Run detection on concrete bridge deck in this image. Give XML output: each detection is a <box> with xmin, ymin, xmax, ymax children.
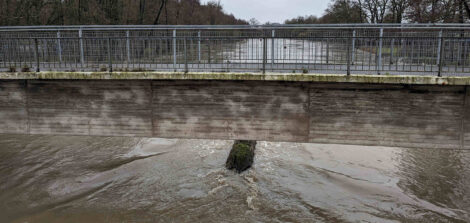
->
<box><xmin>1</xmin><ymin>72</ymin><xmax>470</xmax><ymax>149</ymax></box>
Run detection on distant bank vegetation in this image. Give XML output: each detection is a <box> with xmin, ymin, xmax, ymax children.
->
<box><xmin>1</xmin><ymin>0</ymin><xmax>469</xmax><ymax>27</ymax></box>
<box><xmin>285</xmin><ymin>0</ymin><xmax>470</xmax><ymax>24</ymax></box>
<box><xmin>0</xmin><ymin>0</ymin><xmax>248</xmax><ymax>26</ymax></box>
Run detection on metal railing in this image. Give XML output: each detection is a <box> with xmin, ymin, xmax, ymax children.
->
<box><xmin>1</xmin><ymin>24</ymin><xmax>470</xmax><ymax>76</ymax></box>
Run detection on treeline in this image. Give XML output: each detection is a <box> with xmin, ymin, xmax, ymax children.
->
<box><xmin>0</xmin><ymin>0</ymin><xmax>248</xmax><ymax>26</ymax></box>
<box><xmin>285</xmin><ymin>0</ymin><xmax>470</xmax><ymax>24</ymax></box>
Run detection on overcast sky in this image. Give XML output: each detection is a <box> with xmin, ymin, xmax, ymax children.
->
<box><xmin>200</xmin><ymin>0</ymin><xmax>329</xmax><ymax>24</ymax></box>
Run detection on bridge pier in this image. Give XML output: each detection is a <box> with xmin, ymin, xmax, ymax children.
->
<box><xmin>226</xmin><ymin>140</ymin><xmax>256</xmax><ymax>173</ymax></box>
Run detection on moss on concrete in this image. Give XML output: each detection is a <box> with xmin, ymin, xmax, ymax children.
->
<box><xmin>226</xmin><ymin>140</ymin><xmax>256</xmax><ymax>173</ymax></box>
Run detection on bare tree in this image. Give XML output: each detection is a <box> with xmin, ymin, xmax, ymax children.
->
<box><xmin>461</xmin><ymin>0</ymin><xmax>470</xmax><ymax>20</ymax></box>
<box><xmin>389</xmin><ymin>0</ymin><xmax>407</xmax><ymax>23</ymax></box>
<box><xmin>0</xmin><ymin>0</ymin><xmax>248</xmax><ymax>26</ymax></box>
<box><xmin>361</xmin><ymin>0</ymin><xmax>389</xmax><ymax>23</ymax></box>
<box><xmin>139</xmin><ymin>0</ymin><xmax>146</xmax><ymax>24</ymax></box>
<box><xmin>153</xmin><ymin>0</ymin><xmax>166</xmax><ymax>25</ymax></box>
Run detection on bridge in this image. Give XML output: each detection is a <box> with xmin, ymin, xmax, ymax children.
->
<box><xmin>1</xmin><ymin>24</ymin><xmax>470</xmax><ymax>149</ymax></box>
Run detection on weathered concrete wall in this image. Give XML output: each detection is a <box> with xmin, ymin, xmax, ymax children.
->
<box><xmin>27</xmin><ymin>80</ymin><xmax>152</xmax><ymax>136</ymax></box>
<box><xmin>0</xmin><ymin>81</ymin><xmax>27</xmax><ymax>134</ymax></box>
<box><xmin>308</xmin><ymin>84</ymin><xmax>465</xmax><ymax>149</ymax></box>
<box><xmin>151</xmin><ymin>81</ymin><xmax>309</xmax><ymax>142</ymax></box>
<box><xmin>463</xmin><ymin>87</ymin><xmax>470</xmax><ymax>150</ymax></box>
<box><xmin>0</xmin><ymin>79</ymin><xmax>468</xmax><ymax>149</ymax></box>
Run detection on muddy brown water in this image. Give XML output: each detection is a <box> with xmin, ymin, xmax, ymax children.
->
<box><xmin>0</xmin><ymin>135</ymin><xmax>469</xmax><ymax>222</ymax></box>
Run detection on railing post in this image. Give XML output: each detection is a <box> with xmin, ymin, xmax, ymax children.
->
<box><xmin>208</xmin><ymin>42</ymin><xmax>211</xmax><ymax>64</ymax></box>
<box><xmin>184</xmin><ymin>38</ymin><xmax>188</xmax><ymax>73</ymax></box>
<box><xmin>2</xmin><ymin>39</ymin><xmax>6</xmax><ymax>68</ymax></box>
<box><xmin>390</xmin><ymin>38</ymin><xmax>394</xmax><ymax>65</ymax></box>
<box><xmin>57</xmin><ymin>31</ymin><xmax>62</xmax><ymax>63</ymax></box>
<box><xmin>262</xmin><ymin>37</ymin><xmax>267</xmax><ymax>74</ymax></box>
<box><xmin>326</xmin><ymin>38</ymin><xmax>330</xmax><ymax>64</ymax></box>
<box><xmin>34</xmin><ymin>38</ymin><xmax>40</xmax><ymax>72</ymax></box>
<box><xmin>198</xmin><ymin>31</ymin><xmax>201</xmax><ymax>63</ymax></box>
<box><xmin>126</xmin><ymin>30</ymin><xmax>131</xmax><ymax>63</ymax></box>
<box><xmin>107</xmin><ymin>38</ymin><xmax>112</xmax><ymax>72</ymax></box>
<box><xmin>173</xmin><ymin>29</ymin><xmax>177</xmax><ymax>71</ymax></box>
<box><xmin>347</xmin><ymin>32</ymin><xmax>352</xmax><ymax>76</ymax></box>
<box><xmin>437</xmin><ymin>30</ymin><xmax>443</xmax><ymax>66</ymax></box>
<box><xmin>271</xmin><ymin>29</ymin><xmax>275</xmax><ymax>69</ymax></box>
<box><xmin>351</xmin><ymin>29</ymin><xmax>356</xmax><ymax>64</ymax></box>
<box><xmin>378</xmin><ymin>28</ymin><xmax>383</xmax><ymax>75</ymax></box>
<box><xmin>438</xmin><ymin>36</ymin><xmax>444</xmax><ymax>77</ymax></box>
<box><xmin>79</xmin><ymin>28</ymin><xmax>84</xmax><ymax>68</ymax></box>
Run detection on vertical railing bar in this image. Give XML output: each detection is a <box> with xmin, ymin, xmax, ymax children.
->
<box><xmin>173</xmin><ymin>29</ymin><xmax>177</xmax><ymax>71</ymax></box>
<box><xmin>2</xmin><ymin>38</ymin><xmax>6</xmax><ymax>68</ymax></box>
<box><xmin>20</xmin><ymin>38</ymin><xmax>24</xmax><ymax>68</ymax></box>
<box><xmin>208</xmin><ymin>39</ymin><xmax>211</xmax><ymax>64</ymax></box>
<box><xmin>326</xmin><ymin>37</ymin><xmax>330</xmax><ymax>65</ymax></box>
<box><xmin>198</xmin><ymin>30</ymin><xmax>201</xmax><ymax>63</ymax></box>
<box><xmin>437</xmin><ymin>30</ymin><xmax>443</xmax><ymax>66</ymax></box>
<box><xmin>351</xmin><ymin>30</ymin><xmax>356</xmax><ymax>65</ymax></box>
<box><xmin>42</xmin><ymin>37</ymin><xmax>47</xmax><ymax>69</ymax></box>
<box><xmin>307</xmin><ymin>36</ymin><xmax>311</xmax><ymax>71</ymax></box>
<box><xmin>159</xmin><ymin>38</ymin><xmax>163</xmax><ymax>68</ymax></box>
<box><xmin>79</xmin><ymin>28</ymin><xmax>84</xmax><ymax>69</ymax></box>
<box><xmin>347</xmin><ymin>31</ymin><xmax>352</xmax><ymax>75</ymax></box>
<box><xmin>262</xmin><ymin>36</ymin><xmax>267</xmax><ymax>74</ymax></box>
<box><xmin>346</xmin><ymin>37</ymin><xmax>348</xmax><ymax>76</ymax></box>
<box><xmin>369</xmin><ymin>37</ymin><xmax>373</xmax><ymax>71</ymax></box>
<box><xmin>438</xmin><ymin>35</ymin><xmax>444</xmax><ymax>77</ymax></box>
<box><xmin>13</xmin><ymin>39</ymin><xmax>17</xmax><ymax>69</ymax></box>
<box><xmin>464</xmin><ymin>37</ymin><xmax>469</xmax><ymax>73</ymax></box>
<box><xmin>302</xmin><ymin>38</ymin><xmax>305</xmax><ymax>69</ymax></box>
<box><xmin>410</xmin><ymin>40</ymin><xmax>415</xmax><ymax>72</ymax></box>
<box><xmin>35</xmin><ymin>38</ymin><xmax>40</xmax><ymax>69</ymax></box>
<box><xmin>271</xmin><ymin>29</ymin><xmax>275</xmax><ymax>70</ymax></box>
<box><xmin>390</xmin><ymin>38</ymin><xmax>394</xmax><ymax>70</ymax></box>
<box><xmin>378</xmin><ymin>28</ymin><xmax>383</xmax><ymax>74</ymax></box>
<box><xmin>184</xmin><ymin>37</ymin><xmax>188</xmax><ymax>73</ymax></box>
<box><xmin>57</xmin><ymin>31</ymin><xmax>62</xmax><ymax>64</ymax></box>
<box><xmin>18</xmin><ymin>38</ymin><xmax>23</xmax><ymax>68</ymax></box>
<box><xmin>126</xmin><ymin>30</ymin><xmax>131</xmax><ymax>64</ymax></box>
<box><xmin>26</xmin><ymin>39</ymin><xmax>29</xmax><ymax>69</ymax></box>
<box><xmin>107</xmin><ymin>38</ymin><xmax>112</xmax><ymax>72</ymax></box>
<box><xmin>34</xmin><ymin>38</ymin><xmax>40</xmax><ymax>72</ymax></box>
<box><xmin>457</xmin><ymin>36</ymin><xmax>462</xmax><ymax>69</ymax></box>
<box><xmin>12</xmin><ymin>39</ymin><xmax>16</xmax><ymax>69</ymax></box>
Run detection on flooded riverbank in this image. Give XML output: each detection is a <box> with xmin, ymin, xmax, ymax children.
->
<box><xmin>0</xmin><ymin>135</ymin><xmax>468</xmax><ymax>222</ymax></box>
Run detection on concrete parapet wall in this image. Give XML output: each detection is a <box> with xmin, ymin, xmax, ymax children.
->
<box><xmin>2</xmin><ymin>72</ymin><xmax>470</xmax><ymax>86</ymax></box>
<box><xmin>0</xmin><ymin>76</ymin><xmax>469</xmax><ymax>149</ymax></box>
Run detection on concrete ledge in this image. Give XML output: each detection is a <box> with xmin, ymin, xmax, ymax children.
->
<box><xmin>1</xmin><ymin>71</ymin><xmax>470</xmax><ymax>85</ymax></box>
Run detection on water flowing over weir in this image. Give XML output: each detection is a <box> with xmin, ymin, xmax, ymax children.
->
<box><xmin>0</xmin><ymin>136</ymin><xmax>469</xmax><ymax>222</ymax></box>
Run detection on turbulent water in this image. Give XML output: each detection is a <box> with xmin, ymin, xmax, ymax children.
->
<box><xmin>0</xmin><ymin>135</ymin><xmax>469</xmax><ymax>223</ymax></box>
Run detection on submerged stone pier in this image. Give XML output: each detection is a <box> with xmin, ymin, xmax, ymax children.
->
<box><xmin>226</xmin><ymin>140</ymin><xmax>257</xmax><ymax>173</ymax></box>
<box><xmin>1</xmin><ymin>71</ymin><xmax>470</xmax><ymax>149</ymax></box>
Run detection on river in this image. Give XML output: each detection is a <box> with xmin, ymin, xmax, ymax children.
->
<box><xmin>0</xmin><ymin>135</ymin><xmax>469</xmax><ymax>222</ymax></box>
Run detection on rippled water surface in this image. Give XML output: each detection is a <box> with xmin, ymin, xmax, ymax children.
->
<box><xmin>0</xmin><ymin>135</ymin><xmax>469</xmax><ymax>222</ymax></box>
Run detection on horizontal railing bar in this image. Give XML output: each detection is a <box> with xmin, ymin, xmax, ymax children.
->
<box><xmin>2</xmin><ymin>36</ymin><xmax>470</xmax><ymax>40</ymax></box>
<box><xmin>3</xmin><ymin>23</ymin><xmax>470</xmax><ymax>31</ymax></box>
